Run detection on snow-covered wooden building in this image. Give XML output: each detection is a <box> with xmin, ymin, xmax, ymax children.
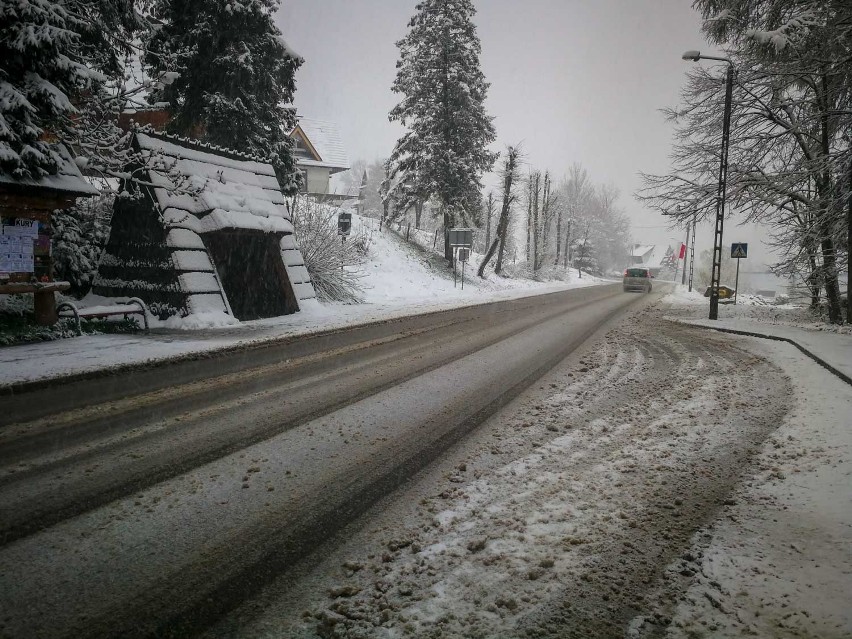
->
<box><xmin>288</xmin><ymin>117</ymin><xmax>350</xmax><ymax>199</ymax></box>
<box><xmin>93</xmin><ymin>132</ymin><xmax>315</xmax><ymax>321</ymax></box>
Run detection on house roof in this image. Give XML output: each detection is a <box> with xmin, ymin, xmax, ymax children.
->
<box><xmin>0</xmin><ymin>145</ymin><xmax>98</xmax><ymax>196</ymax></box>
<box><xmin>291</xmin><ymin>117</ymin><xmax>349</xmax><ymax>172</ymax></box>
<box><xmin>630</xmin><ymin>245</ymin><xmax>655</xmax><ymax>258</ymax></box>
<box><xmin>135</xmin><ymin>132</ymin><xmax>294</xmax><ymax>235</ymax></box>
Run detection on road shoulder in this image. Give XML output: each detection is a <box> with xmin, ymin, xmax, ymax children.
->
<box><xmin>632</xmin><ymin>336</ymin><xmax>852</xmax><ymax>637</ymax></box>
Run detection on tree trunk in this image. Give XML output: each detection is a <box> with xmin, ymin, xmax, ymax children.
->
<box><xmin>554</xmin><ymin>201</ymin><xmax>562</xmax><ymax>266</ymax></box>
<box><xmin>817</xmin><ymin>71</ymin><xmax>842</xmax><ymax>323</ymax></box>
<box><xmin>415</xmin><ymin>199</ymin><xmax>423</xmax><ymax>230</ymax></box>
<box><xmin>478</xmin><ymin>236</ymin><xmax>500</xmax><ymax>278</ymax></box>
<box><xmin>443</xmin><ymin>206</ymin><xmax>452</xmax><ymax>262</ymax></box>
<box><xmin>563</xmin><ymin>219</ymin><xmax>571</xmax><ymax>268</ymax></box>
<box><xmin>847</xmin><ymin>158</ymin><xmax>851</xmax><ymax>324</ymax></box>
<box><xmin>532</xmin><ymin>173</ymin><xmax>540</xmax><ymax>271</ymax></box>
<box><xmin>539</xmin><ymin>172</ymin><xmax>552</xmax><ymax>271</ymax></box>
<box><xmin>491</xmin><ymin>147</ymin><xmax>519</xmax><ymax>276</ymax></box>
<box><xmin>526</xmin><ymin>177</ymin><xmax>532</xmax><ymax>264</ymax></box>
<box><xmin>821</xmin><ymin>235</ymin><xmax>842</xmax><ymax>323</ymax></box>
<box><xmin>807</xmin><ymin>243</ymin><xmax>820</xmax><ymax>308</ymax></box>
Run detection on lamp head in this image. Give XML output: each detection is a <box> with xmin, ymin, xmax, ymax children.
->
<box><xmin>682</xmin><ymin>50</ymin><xmax>701</xmax><ymax>62</ymax></box>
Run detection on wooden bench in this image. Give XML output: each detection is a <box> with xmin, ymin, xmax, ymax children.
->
<box><xmin>0</xmin><ymin>281</ymin><xmax>71</xmax><ymax>325</ymax></box>
<box><xmin>56</xmin><ymin>297</ymin><xmax>150</xmax><ymax>336</ymax></box>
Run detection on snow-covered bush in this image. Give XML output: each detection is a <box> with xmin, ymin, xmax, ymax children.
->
<box><xmin>290</xmin><ymin>197</ymin><xmax>366</xmax><ymax>304</ymax></box>
<box><xmin>53</xmin><ymin>192</ymin><xmax>114</xmax><ymax>297</ymax></box>
<box><xmin>0</xmin><ymin>294</ymin><xmax>33</xmax><ymax>316</ymax></box>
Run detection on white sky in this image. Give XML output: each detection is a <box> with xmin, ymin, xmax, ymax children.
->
<box><xmin>276</xmin><ymin>0</ymin><xmax>774</xmax><ymax>268</ymax></box>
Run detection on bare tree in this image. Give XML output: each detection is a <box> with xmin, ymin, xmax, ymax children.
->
<box><xmin>639</xmin><ymin>1</ymin><xmax>851</xmax><ymax>322</ymax></box>
<box><xmin>483</xmin><ymin>191</ymin><xmax>495</xmax><ymax>250</ymax></box>
<box><xmin>479</xmin><ymin>146</ymin><xmax>522</xmax><ymax>277</ymax></box>
<box><xmin>558</xmin><ymin>165</ymin><xmax>593</xmax><ymax>268</ymax></box>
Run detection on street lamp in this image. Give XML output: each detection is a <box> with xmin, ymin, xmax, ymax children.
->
<box><xmin>682</xmin><ymin>50</ymin><xmax>736</xmax><ymax>320</ymax></box>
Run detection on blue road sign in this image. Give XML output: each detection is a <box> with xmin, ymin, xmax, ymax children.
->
<box><xmin>731</xmin><ymin>243</ymin><xmax>748</xmax><ymax>259</ymax></box>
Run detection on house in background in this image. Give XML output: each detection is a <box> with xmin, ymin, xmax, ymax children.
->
<box><xmin>630</xmin><ymin>244</ymin><xmax>670</xmax><ymax>276</ymax></box>
<box><xmin>629</xmin><ymin>244</ymin><xmax>656</xmax><ymax>266</ymax></box>
<box><xmin>288</xmin><ymin>117</ymin><xmax>350</xmax><ymax>200</ymax></box>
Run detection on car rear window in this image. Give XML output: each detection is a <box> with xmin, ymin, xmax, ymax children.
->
<box><xmin>625</xmin><ymin>268</ymin><xmax>648</xmax><ymax>277</ymax></box>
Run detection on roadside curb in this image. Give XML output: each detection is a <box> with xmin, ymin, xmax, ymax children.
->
<box><xmin>680</xmin><ymin>321</ymin><xmax>852</xmax><ymax>387</ymax></box>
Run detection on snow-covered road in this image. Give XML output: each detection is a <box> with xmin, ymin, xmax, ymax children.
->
<box><xmin>205</xmin><ymin>304</ymin><xmax>821</xmax><ymax>639</ymax></box>
<box><xmin>3</xmin><ymin>291</ymin><xmax>847</xmax><ymax>639</ymax></box>
<box><xmin>0</xmin><ymin>285</ymin><xmax>651</xmax><ymax>639</ymax></box>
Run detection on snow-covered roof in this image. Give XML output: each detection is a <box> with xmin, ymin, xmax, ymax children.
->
<box><xmin>0</xmin><ymin>145</ymin><xmax>98</xmax><ymax>196</ymax></box>
<box><xmin>631</xmin><ymin>245</ymin><xmax>655</xmax><ymax>258</ymax></box>
<box><xmin>136</xmin><ymin>132</ymin><xmax>293</xmax><ymax>234</ymax></box>
<box><xmin>291</xmin><ymin>117</ymin><xmax>349</xmax><ymax>172</ymax></box>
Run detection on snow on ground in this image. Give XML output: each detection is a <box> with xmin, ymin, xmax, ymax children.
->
<box><xmin>663</xmin><ymin>284</ymin><xmax>852</xmax><ymax>384</ymax></box>
<box><xmin>0</xmin><ymin>215</ymin><xmax>607</xmax><ymax>387</ymax></box>
<box><xmin>643</xmin><ymin>337</ymin><xmax>852</xmax><ymax>638</ymax></box>
<box><xmin>663</xmin><ymin>285</ymin><xmax>852</xmax><ymax>335</ymax></box>
<box><xmin>203</xmin><ymin>293</ymin><xmax>851</xmax><ymax>638</ymax></box>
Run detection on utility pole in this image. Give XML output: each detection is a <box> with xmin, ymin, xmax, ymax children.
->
<box><xmin>681</xmin><ymin>224</ymin><xmax>691</xmax><ymax>285</ymax></box>
<box><xmin>688</xmin><ymin>217</ymin><xmax>697</xmax><ymax>292</ymax></box>
<box><xmin>707</xmin><ymin>64</ymin><xmax>735</xmax><ymax>319</ymax></box>
<box><xmin>682</xmin><ymin>51</ymin><xmax>736</xmax><ymax>320</ymax></box>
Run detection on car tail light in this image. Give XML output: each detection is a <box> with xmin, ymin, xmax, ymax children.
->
<box><xmin>623</xmin><ymin>269</ymin><xmax>629</xmax><ymax>276</ymax></box>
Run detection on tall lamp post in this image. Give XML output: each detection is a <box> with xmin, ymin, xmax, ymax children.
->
<box><xmin>682</xmin><ymin>50</ymin><xmax>736</xmax><ymax>320</ymax></box>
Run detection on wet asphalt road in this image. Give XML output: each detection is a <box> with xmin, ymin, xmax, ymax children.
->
<box><xmin>0</xmin><ymin>284</ymin><xmax>663</xmax><ymax>638</ymax></box>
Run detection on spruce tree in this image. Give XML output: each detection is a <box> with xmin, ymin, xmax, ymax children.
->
<box><xmin>0</xmin><ymin>1</ymin><xmax>132</xmax><ymax>179</ymax></box>
<box><xmin>389</xmin><ymin>0</ymin><xmax>497</xmax><ymax>260</ymax></box>
<box><xmin>146</xmin><ymin>0</ymin><xmax>303</xmax><ymax>194</ymax></box>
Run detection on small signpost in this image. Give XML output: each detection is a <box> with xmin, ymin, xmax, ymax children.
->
<box><xmin>457</xmin><ymin>247</ymin><xmax>470</xmax><ymax>290</ymax></box>
<box><xmin>448</xmin><ymin>228</ymin><xmax>473</xmax><ymax>289</ymax></box>
<box><xmin>338</xmin><ymin>211</ymin><xmax>352</xmax><ymax>272</ymax></box>
<box><xmin>731</xmin><ymin>243</ymin><xmax>747</xmax><ymax>304</ymax></box>
<box><xmin>338</xmin><ymin>211</ymin><xmax>352</xmax><ymax>237</ymax></box>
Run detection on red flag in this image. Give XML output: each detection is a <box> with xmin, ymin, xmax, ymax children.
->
<box><xmin>678</xmin><ymin>243</ymin><xmax>686</xmax><ymax>259</ymax></box>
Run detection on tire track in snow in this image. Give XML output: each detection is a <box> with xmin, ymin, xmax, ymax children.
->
<box><xmin>219</xmin><ymin>315</ymin><xmax>792</xmax><ymax>639</ymax></box>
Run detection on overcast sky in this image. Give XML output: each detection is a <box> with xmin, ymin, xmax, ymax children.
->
<box><xmin>276</xmin><ymin>0</ymin><xmax>773</xmax><ymax>268</ymax></box>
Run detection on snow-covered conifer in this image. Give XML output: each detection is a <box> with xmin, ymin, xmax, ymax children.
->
<box><xmin>145</xmin><ymin>0</ymin><xmax>303</xmax><ymax>194</ymax></box>
<box><xmin>0</xmin><ymin>2</ymin><xmax>95</xmax><ymax>177</ymax></box>
<box><xmin>388</xmin><ymin>0</ymin><xmax>497</xmax><ymax>260</ymax></box>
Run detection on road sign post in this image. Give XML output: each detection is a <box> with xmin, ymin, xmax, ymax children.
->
<box><xmin>458</xmin><ymin>247</ymin><xmax>470</xmax><ymax>290</ymax></box>
<box><xmin>731</xmin><ymin>243</ymin><xmax>748</xmax><ymax>304</ymax></box>
<box><xmin>338</xmin><ymin>211</ymin><xmax>352</xmax><ymax>237</ymax></box>
<box><xmin>448</xmin><ymin>228</ymin><xmax>473</xmax><ymax>289</ymax></box>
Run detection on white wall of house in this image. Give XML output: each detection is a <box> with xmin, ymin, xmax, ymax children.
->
<box><xmin>304</xmin><ymin>167</ymin><xmax>330</xmax><ymax>195</ymax></box>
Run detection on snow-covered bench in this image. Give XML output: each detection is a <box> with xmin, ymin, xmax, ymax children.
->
<box><xmin>56</xmin><ymin>298</ymin><xmax>150</xmax><ymax>336</ymax></box>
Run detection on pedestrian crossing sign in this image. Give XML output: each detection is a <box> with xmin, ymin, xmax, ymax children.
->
<box><xmin>731</xmin><ymin>243</ymin><xmax>748</xmax><ymax>259</ymax></box>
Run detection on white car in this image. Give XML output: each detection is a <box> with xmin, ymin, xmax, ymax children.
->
<box><xmin>623</xmin><ymin>267</ymin><xmax>653</xmax><ymax>293</ymax></box>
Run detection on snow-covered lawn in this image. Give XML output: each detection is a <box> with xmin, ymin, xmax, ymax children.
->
<box><xmin>0</xmin><ymin>216</ymin><xmax>607</xmax><ymax>387</ymax></box>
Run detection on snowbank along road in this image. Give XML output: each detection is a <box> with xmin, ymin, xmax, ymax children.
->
<box><xmin>0</xmin><ymin>283</ymin><xmax>799</xmax><ymax>638</ymax></box>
